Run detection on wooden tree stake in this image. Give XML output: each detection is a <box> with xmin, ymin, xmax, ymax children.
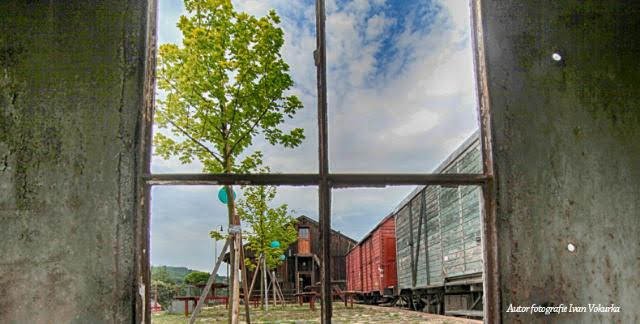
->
<box><xmin>189</xmin><ymin>238</ymin><xmax>231</xmax><ymax>324</ymax></box>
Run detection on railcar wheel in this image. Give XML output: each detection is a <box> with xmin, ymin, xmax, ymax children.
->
<box><xmin>412</xmin><ymin>297</ymin><xmax>425</xmax><ymax>311</ymax></box>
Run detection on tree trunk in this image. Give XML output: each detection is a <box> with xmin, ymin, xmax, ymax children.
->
<box><xmin>225</xmin><ymin>184</ymin><xmax>241</xmax><ymax>324</ymax></box>
<box><xmin>272</xmin><ymin>270</ymin><xmax>276</xmax><ymax>306</ymax></box>
<box><xmin>264</xmin><ymin>256</ymin><xmax>268</xmax><ymax>311</ymax></box>
<box><xmin>231</xmin><ymin>230</ymin><xmax>241</xmax><ymax>323</ymax></box>
<box><xmin>259</xmin><ymin>255</ymin><xmax>264</xmax><ymax>309</ymax></box>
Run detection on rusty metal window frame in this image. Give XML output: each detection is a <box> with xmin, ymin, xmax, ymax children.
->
<box><xmin>136</xmin><ymin>0</ymin><xmax>499</xmax><ymax>323</ymax></box>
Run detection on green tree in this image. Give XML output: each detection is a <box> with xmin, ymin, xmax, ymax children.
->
<box><xmin>151</xmin><ymin>280</ymin><xmax>177</xmax><ymax>310</ymax></box>
<box><xmin>151</xmin><ymin>266</ymin><xmax>173</xmax><ymax>284</ymax></box>
<box><xmin>154</xmin><ymin>0</ymin><xmax>304</xmax><ymax>176</ymax></box>
<box><xmin>184</xmin><ymin>271</ymin><xmax>210</xmax><ymax>286</ymax></box>
<box><xmin>154</xmin><ymin>0</ymin><xmax>304</xmax><ymax>318</ymax></box>
<box><xmin>237</xmin><ymin>186</ymin><xmax>297</xmax><ymax>270</ymax></box>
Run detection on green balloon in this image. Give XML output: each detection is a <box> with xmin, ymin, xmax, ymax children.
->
<box><xmin>218</xmin><ymin>187</ymin><xmax>236</xmax><ymax>204</ymax></box>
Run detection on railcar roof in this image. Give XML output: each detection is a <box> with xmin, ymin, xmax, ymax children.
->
<box><xmin>347</xmin><ymin>129</ymin><xmax>481</xmax><ymax>254</ymax></box>
<box><xmin>390</xmin><ymin>129</ymin><xmax>480</xmax><ymax>216</ymax></box>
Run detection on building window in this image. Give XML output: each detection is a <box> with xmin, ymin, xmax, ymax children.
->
<box><xmin>298</xmin><ymin>227</ymin><xmax>310</xmax><ymax>239</ymax></box>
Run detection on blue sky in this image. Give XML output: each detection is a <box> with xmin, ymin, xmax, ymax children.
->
<box><xmin>151</xmin><ymin>0</ymin><xmax>479</xmax><ymax>272</ymax></box>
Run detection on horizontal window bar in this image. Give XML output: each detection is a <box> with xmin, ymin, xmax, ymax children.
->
<box><xmin>144</xmin><ymin>173</ymin><xmax>489</xmax><ymax>187</ymax></box>
<box><xmin>329</xmin><ymin>173</ymin><xmax>488</xmax><ymax>187</ymax></box>
<box><xmin>145</xmin><ymin>173</ymin><xmax>318</xmax><ymax>186</ymax></box>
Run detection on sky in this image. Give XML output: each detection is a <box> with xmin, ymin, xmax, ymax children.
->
<box><xmin>151</xmin><ymin>0</ymin><xmax>479</xmax><ymax>272</ymax></box>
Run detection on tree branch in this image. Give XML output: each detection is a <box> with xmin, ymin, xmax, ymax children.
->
<box><xmin>227</xmin><ymin>101</ymin><xmax>274</xmax><ymax>156</ymax></box>
<box><xmin>157</xmin><ymin>111</ymin><xmax>224</xmax><ymax>164</ymax></box>
<box><xmin>228</xmin><ymin>62</ymin><xmax>269</xmax><ymax>157</ymax></box>
<box><xmin>228</xmin><ymin>84</ymin><xmax>241</xmax><ymax>134</ymax></box>
<box><xmin>160</xmin><ymin>76</ymin><xmax>226</xmax><ymax>140</ymax></box>
<box><xmin>160</xmin><ymin>76</ymin><xmax>216</xmax><ymax>112</ymax></box>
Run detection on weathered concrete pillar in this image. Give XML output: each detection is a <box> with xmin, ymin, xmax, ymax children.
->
<box><xmin>481</xmin><ymin>1</ymin><xmax>640</xmax><ymax>323</ymax></box>
<box><xmin>0</xmin><ymin>1</ymin><xmax>150</xmax><ymax>323</ymax></box>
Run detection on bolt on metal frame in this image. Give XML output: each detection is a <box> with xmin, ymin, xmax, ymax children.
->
<box><xmin>136</xmin><ymin>0</ymin><xmax>499</xmax><ymax>323</ymax></box>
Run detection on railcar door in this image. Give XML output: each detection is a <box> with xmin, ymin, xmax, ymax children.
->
<box><xmin>383</xmin><ymin>237</ymin><xmax>397</xmax><ymax>289</ymax></box>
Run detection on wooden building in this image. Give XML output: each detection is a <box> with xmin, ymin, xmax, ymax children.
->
<box><xmin>229</xmin><ymin>215</ymin><xmax>357</xmax><ymax>297</ymax></box>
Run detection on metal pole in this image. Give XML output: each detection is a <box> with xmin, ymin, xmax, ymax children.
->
<box><xmin>314</xmin><ymin>0</ymin><xmax>331</xmax><ymax>322</ymax></box>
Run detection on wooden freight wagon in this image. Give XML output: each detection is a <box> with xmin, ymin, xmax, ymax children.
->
<box><xmin>394</xmin><ymin>131</ymin><xmax>483</xmax><ymax>318</ymax></box>
<box><xmin>345</xmin><ymin>245</ymin><xmax>361</xmax><ymax>292</ymax></box>
<box><xmin>346</xmin><ymin>214</ymin><xmax>397</xmax><ymax>303</ymax></box>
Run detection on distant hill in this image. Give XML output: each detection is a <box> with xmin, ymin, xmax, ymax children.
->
<box><xmin>152</xmin><ymin>265</ymin><xmax>227</xmax><ymax>284</ymax></box>
<box><xmin>151</xmin><ymin>265</ymin><xmax>191</xmax><ymax>283</ymax></box>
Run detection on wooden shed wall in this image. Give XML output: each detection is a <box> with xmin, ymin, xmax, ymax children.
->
<box><xmin>266</xmin><ymin>216</ymin><xmax>355</xmax><ymax>294</ymax></box>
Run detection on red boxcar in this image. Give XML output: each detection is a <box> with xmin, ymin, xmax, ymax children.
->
<box><xmin>346</xmin><ymin>245</ymin><xmax>361</xmax><ymax>291</ymax></box>
<box><xmin>346</xmin><ymin>214</ymin><xmax>397</xmax><ymax>303</ymax></box>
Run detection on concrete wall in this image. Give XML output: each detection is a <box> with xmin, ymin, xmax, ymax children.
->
<box><xmin>0</xmin><ymin>2</ymin><xmax>149</xmax><ymax>323</ymax></box>
<box><xmin>481</xmin><ymin>1</ymin><xmax>640</xmax><ymax>323</ymax></box>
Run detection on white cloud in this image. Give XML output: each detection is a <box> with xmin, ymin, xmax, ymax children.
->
<box><xmin>234</xmin><ymin>0</ymin><xmax>271</xmax><ymax>16</ymax></box>
<box><xmin>391</xmin><ymin>109</ymin><xmax>442</xmax><ymax>137</ymax></box>
<box><xmin>439</xmin><ymin>0</ymin><xmax>471</xmax><ymax>36</ymax></box>
<box><xmin>346</xmin><ymin>0</ymin><xmax>371</xmax><ymax>13</ymax></box>
<box><xmin>365</xmin><ymin>14</ymin><xmax>392</xmax><ymax>40</ymax></box>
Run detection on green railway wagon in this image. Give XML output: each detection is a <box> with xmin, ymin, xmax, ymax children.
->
<box><xmin>394</xmin><ymin>131</ymin><xmax>483</xmax><ymax>318</ymax></box>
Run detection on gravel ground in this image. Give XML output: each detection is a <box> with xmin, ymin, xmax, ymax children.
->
<box><xmin>152</xmin><ymin>303</ymin><xmax>481</xmax><ymax>324</ymax></box>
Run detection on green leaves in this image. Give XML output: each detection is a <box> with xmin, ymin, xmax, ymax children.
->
<box><xmin>237</xmin><ymin>186</ymin><xmax>297</xmax><ymax>269</ymax></box>
<box><xmin>184</xmin><ymin>271</ymin><xmax>211</xmax><ymax>286</ymax></box>
<box><xmin>155</xmin><ymin>0</ymin><xmax>304</xmax><ymax>174</ymax></box>
<box><xmin>209</xmin><ymin>229</ymin><xmax>226</xmax><ymax>241</ymax></box>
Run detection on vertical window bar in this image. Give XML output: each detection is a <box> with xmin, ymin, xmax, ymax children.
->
<box><xmin>314</xmin><ymin>0</ymin><xmax>332</xmax><ymax>322</ymax></box>
<box><xmin>470</xmin><ymin>0</ymin><xmax>500</xmax><ymax>323</ymax></box>
<box><xmin>138</xmin><ymin>0</ymin><xmax>158</xmax><ymax>322</ymax></box>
